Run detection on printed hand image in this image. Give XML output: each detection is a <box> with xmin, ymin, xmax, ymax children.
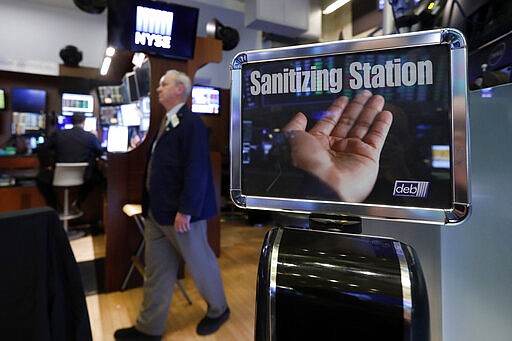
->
<box><xmin>283</xmin><ymin>90</ymin><xmax>393</xmax><ymax>202</ymax></box>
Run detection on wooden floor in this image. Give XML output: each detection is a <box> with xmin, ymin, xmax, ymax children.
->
<box><xmin>71</xmin><ymin>215</ymin><xmax>271</xmax><ymax>341</ymax></box>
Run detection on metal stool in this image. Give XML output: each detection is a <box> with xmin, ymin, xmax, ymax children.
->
<box><xmin>121</xmin><ymin>204</ymin><xmax>192</xmax><ymax>304</ymax></box>
<box><xmin>52</xmin><ymin>162</ymin><xmax>88</xmax><ymax>239</ymax></box>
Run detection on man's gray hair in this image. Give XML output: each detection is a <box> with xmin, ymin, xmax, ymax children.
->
<box><xmin>165</xmin><ymin>69</ymin><xmax>192</xmax><ymax>100</ymax></box>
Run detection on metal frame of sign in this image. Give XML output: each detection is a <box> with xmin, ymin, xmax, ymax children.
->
<box><xmin>230</xmin><ymin>29</ymin><xmax>470</xmax><ymax>225</ymax></box>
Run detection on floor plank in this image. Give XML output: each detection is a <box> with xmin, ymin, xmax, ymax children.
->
<box><xmin>76</xmin><ymin>217</ymin><xmax>270</xmax><ymax>341</ymax></box>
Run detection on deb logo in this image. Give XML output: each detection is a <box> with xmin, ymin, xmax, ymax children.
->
<box><xmin>393</xmin><ymin>181</ymin><xmax>430</xmax><ymax>198</ymax></box>
<box><xmin>134</xmin><ymin>6</ymin><xmax>174</xmax><ymax>49</ymax></box>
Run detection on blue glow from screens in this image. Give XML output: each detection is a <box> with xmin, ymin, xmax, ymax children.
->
<box><xmin>57</xmin><ymin>115</ymin><xmax>73</xmax><ymax>130</ymax></box>
<box><xmin>11</xmin><ymin>88</ymin><xmax>46</xmax><ymax>113</ymax></box>
<box><xmin>58</xmin><ymin>115</ymin><xmax>97</xmax><ymax>132</ymax></box>
<box><xmin>481</xmin><ymin>88</ymin><xmax>493</xmax><ymax>98</ymax></box>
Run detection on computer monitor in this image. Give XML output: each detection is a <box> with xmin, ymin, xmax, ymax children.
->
<box><xmin>84</xmin><ymin>117</ymin><xmax>98</xmax><ymax>132</ymax></box>
<box><xmin>57</xmin><ymin>114</ymin><xmax>97</xmax><ymax>132</ymax></box>
<box><xmin>107</xmin><ymin>125</ymin><xmax>129</xmax><ymax>153</ymax></box>
<box><xmin>100</xmin><ymin>106</ymin><xmax>120</xmax><ymax>125</ymax></box>
<box><xmin>10</xmin><ymin>88</ymin><xmax>46</xmax><ymax>113</ymax></box>
<box><xmin>100</xmin><ymin>126</ymin><xmax>109</xmax><ymax>149</ymax></box>
<box><xmin>0</xmin><ymin>89</ymin><xmax>5</xmax><ymax>110</ymax></box>
<box><xmin>98</xmin><ymin>85</ymin><xmax>125</xmax><ymax>105</ymax></box>
<box><xmin>57</xmin><ymin>115</ymin><xmax>73</xmax><ymax>130</ymax></box>
<box><xmin>11</xmin><ymin>112</ymin><xmax>45</xmax><ymax>134</ymax></box>
<box><xmin>62</xmin><ymin>93</ymin><xmax>94</xmax><ymax>114</ymax></box>
<box><xmin>119</xmin><ymin>102</ymin><xmax>142</xmax><ymax>126</ymax></box>
<box><xmin>123</xmin><ymin>72</ymin><xmax>140</xmax><ymax>102</ymax></box>
<box><xmin>192</xmin><ymin>85</ymin><xmax>220</xmax><ymax>114</ymax></box>
<box><xmin>135</xmin><ymin>61</ymin><xmax>151</xmax><ymax>98</ymax></box>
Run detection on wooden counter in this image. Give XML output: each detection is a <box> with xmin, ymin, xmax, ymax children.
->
<box><xmin>0</xmin><ymin>155</ymin><xmax>103</xmax><ymax>223</ymax></box>
<box><xmin>0</xmin><ymin>155</ymin><xmax>39</xmax><ymax>169</ymax></box>
<box><xmin>0</xmin><ymin>156</ymin><xmax>45</xmax><ymax>212</ymax></box>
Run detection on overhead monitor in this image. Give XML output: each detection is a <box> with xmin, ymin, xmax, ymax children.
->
<box><xmin>62</xmin><ymin>93</ymin><xmax>94</xmax><ymax>113</ymax></box>
<box><xmin>230</xmin><ymin>29</ymin><xmax>470</xmax><ymax>225</ymax></box>
<box><xmin>10</xmin><ymin>88</ymin><xmax>46</xmax><ymax>113</ymax></box>
<box><xmin>98</xmin><ymin>85</ymin><xmax>125</xmax><ymax>105</ymax></box>
<box><xmin>135</xmin><ymin>60</ymin><xmax>150</xmax><ymax>98</ymax></box>
<box><xmin>108</xmin><ymin>0</ymin><xmax>199</xmax><ymax>60</ymax></box>
<box><xmin>123</xmin><ymin>71</ymin><xmax>140</xmax><ymax>102</ymax></box>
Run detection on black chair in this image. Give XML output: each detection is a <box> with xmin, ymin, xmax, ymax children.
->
<box><xmin>0</xmin><ymin>207</ymin><xmax>92</xmax><ymax>340</ymax></box>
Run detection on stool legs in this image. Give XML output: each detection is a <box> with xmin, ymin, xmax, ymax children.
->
<box><xmin>62</xmin><ymin>188</ymin><xmax>69</xmax><ymax>233</ymax></box>
<box><xmin>176</xmin><ymin>281</ymin><xmax>193</xmax><ymax>305</ymax></box>
<box><xmin>121</xmin><ymin>238</ymin><xmax>145</xmax><ymax>291</ymax></box>
<box><xmin>121</xmin><ymin>214</ymin><xmax>192</xmax><ymax>305</ymax></box>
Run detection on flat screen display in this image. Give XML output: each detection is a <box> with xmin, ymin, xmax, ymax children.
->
<box><xmin>58</xmin><ymin>114</ymin><xmax>97</xmax><ymax>132</ymax></box>
<box><xmin>62</xmin><ymin>93</ymin><xmax>94</xmax><ymax>113</ymax></box>
<box><xmin>192</xmin><ymin>86</ymin><xmax>220</xmax><ymax>114</ymax></box>
<box><xmin>135</xmin><ymin>60</ymin><xmax>150</xmax><ymax>98</ymax></box>
<box><xmin>98</xmin><ymin>85</ymin><xmax>125</xmax><ymax>105</ymax></box>
<box><xmin>0</xmin><ymin>89</ymin><xmax>5</xmax><ymax>110</ymax></box>
<box><xmin>101</xmin><ymin>126</ymin><xmax>109</xmax><ymax>148</ymax></box>
<box><xmin>230</xmin><ymin>29</ymin><xmax>470</xmax><ymax>224</ymax></box>
<box><xmin>84</xmin><ymin>117</ymin><xmax>98</xmax><ymax>132</ymax></box>
<box><xmin>100</xmin><ymin>105</ymin><xmax>120</xmax><ymax>125</ymax></box>
<box><xmin>10</xmin><ymin>88</ymin><xmax>46</xmax><ymax>113</ymax></box>
<box><xmin>123</xmin><ymin>72</ymin><xmax>139</xmax><ymax>102</ymax></box>
<box><xmin>119</xmin><ymin>102</ymin><xmax>142</xmax><ymax>126</ymax></box>
<box><xmin>108</xmin><ymin>0</ymin><xmax>199</xmax><ymax>60</ymax></box>
<box><xmin>107</xmin><ymin>125</ymin><xmax>129</xmax><ymax>153</ymax></box>
<box><xmin>11</xmin><ymin>112</ymin><xmax>45</xmax><ymax>134</ymax></box>
<box><xmin>57</xmin><ymin>115</ymin><xmax>73</xmax><ymax>130</ymax></box>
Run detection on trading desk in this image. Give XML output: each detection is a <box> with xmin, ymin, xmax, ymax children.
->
<box><xmin>0</xmin><ymin>155</ymin><xmax>104</xmax><ymax>225</ymax></box>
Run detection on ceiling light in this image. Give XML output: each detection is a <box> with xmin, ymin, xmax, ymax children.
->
<box><xmin>322</xmin><ymin>0</ymin><xmax>351</xmax><ymax>15</ymax></box>
<box><xmin>100</xmin><ymin>57</ymin><xmax>111</xmax><ymax>76</ymax></box>
<box><xmin>132</xmin><ymin>52</ymin><xmax>146</xmax><ymax>68</ymax></box>
<box><xmin>105</xmin><ymin>46</ymin><xmax>116</xmax><ymax>57</ymax></box>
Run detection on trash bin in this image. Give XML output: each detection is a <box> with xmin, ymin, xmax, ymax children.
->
<box><xmin>255</xmin><ymin>227</ymin><xmax>429</xmax><ymax>340</ymax></box>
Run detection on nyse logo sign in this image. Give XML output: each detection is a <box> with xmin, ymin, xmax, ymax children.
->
<box><xmin>134</xmin><ymin>6</ymin><xmax>174</xmax><ymax>49</ymax></box>
<box><xmin>393</xmin><ymin>181</ymin><xmax>430</xmax><ymax>198</ymax></box>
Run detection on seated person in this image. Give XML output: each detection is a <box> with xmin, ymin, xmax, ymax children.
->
<box><xmin>36</xmin><ymin>113</ymin><xmax>103</xmax><ymax>214</ymax></box>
